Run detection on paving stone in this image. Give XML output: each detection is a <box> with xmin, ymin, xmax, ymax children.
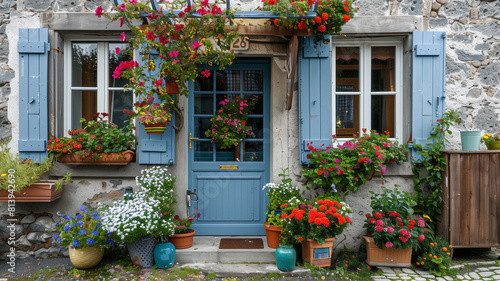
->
<box><xmin>469</xmin><ymin>272</ymin><xmax>480</xmax><ymax>279</ymax></box>
<box><xmin>451</xmin><ymin>265</ymin><xmax>465</xmax><ymax>270</ymax></box>
<box><xmin>456</xmin><ymin>276</ymin><xmax>464</xmax><ymax>280</ymax></box>
<box><xmin>387</xmin><ymin>277</ymin><xmax>400</xmax><ymax>280</ymax></box>
<box><xmin>484</xmin><ymin>278</ymin><xmax>494</xmax><ymax>281</ymax></box>
<box><xmin>477</xmin><ymin>267</ymin><xmax>492</xmax><ymax>271</ymax></box>
<box><xmin>444</xmin><ymin>277</ymin><xmax>453</xmax><ymax>281</ymax></box>
<box><xmin>378</xmin><ymin>267</ymin><xmax>395</xmax><ymax>274</ymax></box>
<box><xmin>464</xmin><ymin>276</ymin><xmax>471</xmax><ymax>280</ymax></box>
<box><xmin>402</xmin><ymin>268</ymin><xmax>416</xmax><ymax>274</ymax></box>
<box><xmin>493</xmin><ymin>275</ymin><xmax>500</xmax><ymax>280</ymax></box>
<box><xmin>397</xmin><ymin>273</ymin><xmax>408</xmax><ymax>277</ymax></box>
<box><xmin>413</xmin><ymin>278</ymin><xmax>427</xmax><ymax>281</ymax></box>
<box><xmin>415</xmin><ymin>269</ymin><xmax>429</xmax><ymax>274</ymax></box>
<box><xmin>399</xmin><ymin>277</ymin><xmax>412</xmax><ymax>280</ymax></box>
<box><xmin>421</xmin><ymin>275</ymin><xmax>436</xmax><ymax>279</ymax></box>
<box><xmin>384</xmin><ymin>273</ymin><xmax>397</xmax><ymax>277</ymax></box>
<box><xmin>371</xmin><ymin>277</ymin><xmax>387</xmax><ymax>280</ymax></box>
<box><xmin>477</xmin><ymin>261</ymin><xmax>496</xmax><ymax>266</ymax></box>
<box><xmin>437</xmin><ymin>278</ymin><xmax>446</xmax><ymax>281</ymax></box>
<box><xmin>479</xmin><ymin>272</ymin><xmax>496</xmax><ymax>277</ymax></box>
<box><xmin>496</xmin><ymin>269</ymin><xmax>500</xmax><ymax>274</ymax></box>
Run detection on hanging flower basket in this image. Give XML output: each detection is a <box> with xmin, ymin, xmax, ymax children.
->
<box><xmin>57</xmin><ymin>150</ymin><xmax>135</xmax><ymax>165</ymax></box>
<box><xmin>144</xmin><ymin>123</ymin><xmax>167</xmax><ymax>134</ymax></box>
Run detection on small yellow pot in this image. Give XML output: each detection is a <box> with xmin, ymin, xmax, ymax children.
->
<box><xmin>487</xmin><ymin>139</ymin><xmax>500</xmax><ymax>150</ymax></box>
<box><xmin>69</xmin><ymin>247</ymin><xmax>104</xmax><ymax>269</ymax></box>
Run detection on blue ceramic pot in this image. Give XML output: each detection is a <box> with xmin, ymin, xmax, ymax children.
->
<box><xmin>276</xmin><ymin>244</ymin><xmax>296</xmax><ymax>271</ymax></box>
<box><xmin>153</xmin><ymin>241</ymin><xmax>176</xmax><ymax>269</ymax></box>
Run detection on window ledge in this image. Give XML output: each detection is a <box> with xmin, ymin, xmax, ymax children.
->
<box><xmin>49</xmin><ymin>161</ymin><xmax>144</xmax><ymax>178</ymax></box>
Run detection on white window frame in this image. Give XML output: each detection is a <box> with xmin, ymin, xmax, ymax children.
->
<box><xmin>331</xmin><ymin>38</ymin><xmax>404</xmax><ymax>143</ymax></box>
<box><xmin>63</xmin><ymin>36</ymin><xmax>134</xmax><ymax>135</ymax></box>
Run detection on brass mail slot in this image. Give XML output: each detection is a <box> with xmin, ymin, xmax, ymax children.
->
<box><xmin>220</xmin><ymin>165</ymin><xmax>238</xmax><ymax>170</ymax></box>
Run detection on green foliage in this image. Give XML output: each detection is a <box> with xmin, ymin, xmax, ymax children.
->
<box><xmin>46</xmin><ymin>113</ymin><xmax>135</xmax><ymax>161</ymax></box>
<box><xmin>53</xmin><ymin>206</ymin><xmax>113</xmax><ymax>250</ymax></box>
<box><xmin>364</xmin><ymin>186</ymin><xmax>427</xmax><ymax>250</ymax></box>
<box><xmin>265</xmin><ymin>210</ymin><xmax>281</xmax><ymax>226</ymax></box>
<box><xmin>412</xmin><ymin>110</ymin><xmax>460</xmax><ymax>232</ymax></box>
<box><xmin>334</xmin><ymin>247</ymin><xmax>373</xmax><ymax>278</ymax></box>
<box><xmin>0</xmin><ymin>139</ymin><xmax>71</xmax><ymax>192</ymax></box>
<box><xmin>263</xmin><ymin>168</ymin><xmax>302</xmax><ymax>211</ymax></box>
<box><xmin>301</xmin><ymin>130</ymin><xmax>408</xmax><ymax>194</ymax></box>
<box><xmin>415</xmin><ymin>235</ymin><xmax>454</xmax><ymax>277</ymax></box>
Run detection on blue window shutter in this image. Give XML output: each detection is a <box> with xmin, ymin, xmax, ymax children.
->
<box><xmin>411</xmin><ymin>31</ymin><xmax>446</xmax><ymax>162</ymax></box>
<box><xmin>137</xmin><ymin>52</ymin><xmax>176</xmax><ymax>165</ymax></box>
<box><xmin>18</xmin><ymin>28</ymin><xmax>49</xmax><ymax>162</ymax></box>
<box><xmin>299</xmin><ymin>36</ymin><xmax>332</xmax><ymax>165</ymax></box>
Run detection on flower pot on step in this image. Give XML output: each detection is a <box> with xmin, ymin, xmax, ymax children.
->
<box><xmin>263</xmin><ymin>223</ymin><xmax>282</xmax><ymax>249</ymax></box>
<box><xmin>167</xmin><ymin>229</ymin><xmax>195</xmax><ymax>249</ymax></box>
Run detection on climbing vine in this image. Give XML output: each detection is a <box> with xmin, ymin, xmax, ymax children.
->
<box><xmin>412</xmin><ymin>110</ymin><xmax>460</xmax><ymax>233</ymax></box>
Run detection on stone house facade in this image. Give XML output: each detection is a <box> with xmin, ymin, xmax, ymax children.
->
<box><xmin>0</xmin><ymin>0</ymin><xmax>499</xmax><ymax>260</ymax></box>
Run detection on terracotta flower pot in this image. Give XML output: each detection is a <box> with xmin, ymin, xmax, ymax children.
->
<box><xmin>301</xmin><ymin>237</ymin><xmax>335</xmax><ymax>267</ymax></box>
<box><xmin>69</xmin><ymin>247</ymin><xmax>104</xmax><ymax>269</ymax></box>
<box><xmin>363</xmin><ymin>236</ymin><xmax>412</xmax><ymax>268</ymax></box>
<box><xmin>167</xmin><ymin>229</ymin><xmax>195</xmax><ymax>249</ymax></box>
<box><xmin>56</xmin><ymin>150</ymin><xmax>134</xmax><ymax>165</ymax></box>
<box><xmin>164</xmin><ymin>76</ymin><xmax>179</xmax><ymax>95</ymax></box>
<box><xmin>302</xmin><ymin>237</ymin><xmax>335</xmax><ymax>267</ymax></box>
<box><xmin>263</xmin><ymin>222</ymin><xmax>282</xmax><ymax>249</ymax></box>
<box><xmin>0</xmin><ymin>180</ymin><xmax>62</xmax><ymax>202</ymax></box>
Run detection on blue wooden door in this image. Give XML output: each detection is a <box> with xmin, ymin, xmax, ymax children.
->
<box><xmin>188</xmin><ymin>59</ymin><xmax>270</xmax><ymax>235</ymax></box>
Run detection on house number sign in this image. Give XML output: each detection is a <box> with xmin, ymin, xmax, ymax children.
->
<box><xmin>231</xmin><ymin>37</ymin><xmax>249</xmax><ymax>50</ymax></box>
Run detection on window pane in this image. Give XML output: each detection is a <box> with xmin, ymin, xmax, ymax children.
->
<box><xmin>335</xmin><ymin>95</ymin><xmax>359</xmax><ymax>138</ymax></box>
<box><xmin>336</xmin><ymin>47</ymin><xmax>359</xmax><ymax>92</ymax></box>
<box><xmin>72</xmin><ymin>43</ymin><xmax>97</xmax><ymax>87</ymax></box>
<box><xmin>71</xmin><ymin>90</ymin><xmax>97</xmax><ymax>129</ymax></box>
<box><xmin>194</xmin><ymin>94</ymin><xmax>213</xmax><ymax>114</ymax></box>
<box><xmin>243</xmin><ymin>94</ymin><xmax>263</xmax><ymax>115</ymax></box>
<box><xmin>247</xmin><ymin>117</ymin><xmax>263</xmax><ymax>139</ymax></box>
<box><xmin>194</xmin><ymin>141</ymin><xmax>213</xmax><ymax>162</ymax></box>
<box><xmin>371</xmin><ymin>95</ymin><xmax>395</xmax><ymax>137</ymax></box>
<box><xmin>371</xmin><ymin>46</ymin><xmax>395</xmax><ymax>92</ymax></box>
<box><xmin>109</xmin><ymin>43</ymin><xmax>132</xmax><ymax>87</ymax></box>
<box><xmin>243</xmin><ymin>141</ymin><xmax>263</xmax><ymax>162</ymax></box>
<box><xmin>109</xmin><ymin>90</ymin><xmax>133</xmax><ymax>129</ymax></box>
<box><xmin>216</xmin><ymin>70</ymin><xmax>240</xmax><ymax>91</ymax></box>
<box><xmin>194</xmin><ymin>117</ymin><xmax>212</xmax><ymax>138</ymax></box>
<box><xmin>195</xmin><ymin>75</ymin><xmax>214</xmax><ymax>91</ymax></box>
<box><xmin>243</xmin><ymin>70</ymin><xmax>263</xmax><ymax>92</ymax></box>
<box><xmin>216</xmin><ymin>144</ymin><xmax>236</xmax><ymax>161</ymax></box>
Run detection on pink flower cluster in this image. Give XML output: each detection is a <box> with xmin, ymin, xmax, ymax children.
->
<box><xmin>112</xmin><ymin>60</ymin><xmax>138</xmax><ymax>79</ymax></box>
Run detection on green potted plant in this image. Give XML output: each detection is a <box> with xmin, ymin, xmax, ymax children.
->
<box><xmin>280</xmin><ymin>196</ymin><xmax>352</xmax><ymax>267</ymax></box>
<box><xmin>275</xmin><ymin>218</ymin><xmax>296</xmax><ymax>272</ymax></box>
<box><xmin>260</xmin><ymin>0</ymin><xmax>357</xmax><ymax>43</ymax></box>
<box><xmin>97</xmin><ymin>0</ymin><xmax>240</xmax><ymax>130</ymax></box>
<box><xmin>262</xmin><ymin>168</ymin><xmax>302</xmax><ymax>248</ymax></box>
<box><xmin>101</xmin><ymin>166</ymin><xmax>177</xmax><ymax>268</ymax></box>
<box><xmin>363</xmin><ymin>185</ymin><xmax>427</xmax><ymax>268</ymax></box>
<box><xmin>52</xmin><ymin>206</ymin><xmax>114</xmax><ymax>269</ymax></box>
<box><xmin>301</xmin><ymin>129</ymin><xmax>408</xmax><ymax>193</ymax></box>
<box><xmin>415</xmin><ymin>235</ymin><xmax>453</xmax><ymax>276</ymax></box>
<box><xmin>167</xmin><ymin>210</ymin><xmax>200</xmax><ymax>249</ymax></box>
<box><xmin>0</xmin><ymin>139</ymin><xmax>71</xmax><ymax>202</ymax></box>
<box><xmin>481</xmin><ymin>130</ymin><xmax>500</xmax><ymax>150</ymax></box>
<box><xmin>46</xmin><ymin>113</ymin><xmax>136</xmax><ymax>165</ymax></box>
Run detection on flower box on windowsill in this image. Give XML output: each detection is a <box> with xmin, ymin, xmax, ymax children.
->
<box><xmin>0</xmin><ymin>180</ymin><xmax>62</xmax><ymax>202</ymax></box>
<box><xmin>56</xmin><ymin>150</ymin><xmax>135</xmax><ymax>166</ymax></box>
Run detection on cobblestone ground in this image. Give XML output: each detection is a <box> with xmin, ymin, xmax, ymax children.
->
<box><xmin>374</xmin><ymin>262</ymin><xmax>500</xmax><ymax>281</ymax></box>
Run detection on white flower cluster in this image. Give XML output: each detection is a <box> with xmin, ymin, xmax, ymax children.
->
<box><xmin>100</xmin><ymin>190</ymin><xmax>174</xmax><ymax>243</ymax></box>
<box><xmin>136</xmin><ymin>166</ymin><xmax>175</xmax><ymax>193</ymax></box>
<box><xmin>287</xmin><ymin>196</ymin><xmax>301</xmax><ymax>205</ymax></box>
<box><xmin>337</xmin><ymin>201</ymin><xmax>353</xmax><ymax>219</ymax></box>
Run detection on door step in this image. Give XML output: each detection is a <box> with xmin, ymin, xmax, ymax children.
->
<box><xmin>175</xmin><ymin>236</ymin><xmax>275</xmax><ymax>264</ymax></box>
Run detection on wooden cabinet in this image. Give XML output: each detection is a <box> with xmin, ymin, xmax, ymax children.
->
<box><xmin>438</xmin><ymin>151</ymin><xmax>500</xmax><ymax>250</ymax></box>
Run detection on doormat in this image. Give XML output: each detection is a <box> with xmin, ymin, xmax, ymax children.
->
<box><xmin>219</xmin><ymin>238</ymin><xmax>264</xmax><ymax>249</ymax></box>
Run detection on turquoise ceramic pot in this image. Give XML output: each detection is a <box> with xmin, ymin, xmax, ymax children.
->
<box><xmin>276</xmin><ymin>244</ymin><xmax>296</xmax><ymax>271</ymax></box>
<box><xmin>153</xmin><ymin>241</ymin><xmax>176</xmax><ymax>269</ymax></box>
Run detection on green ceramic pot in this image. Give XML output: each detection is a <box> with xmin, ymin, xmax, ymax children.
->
<box><xmin>487</xmin><ymin>139</ymin><xmax>500</xmax><ymax>150</ymax></box>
